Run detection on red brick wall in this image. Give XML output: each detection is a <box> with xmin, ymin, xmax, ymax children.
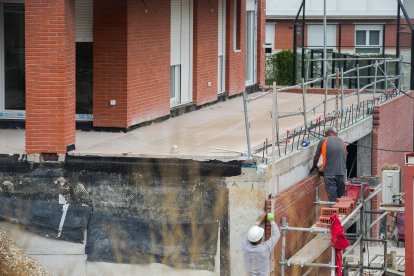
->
<box><xmin>372</xmin><ymin>91</ymin><xmax>414</xmax><ymax>184</ymax></box>
<box><xmin>256</xmin><ymin>0</ymin><xmax>266</xmax><ymax>87</ymax></box>
<box><xmin>93</xmin><ymin>0</ymin><xmax>128</xmax><ymax>128</ymax></box>
<box><xmin>274</xmin><ymin>20</ymin><xmax>294</xmax><ymax>50</ymax></box>
<box><xmin>126</xmin><ymin>0</ymin><xmax>170</xmax><ymax>125</ymax></box>
<box><xmin>25</xmin><ymin>0</ymin><xmax>76</xmax><ymax>154</ymax></box>
<box><xmin>193</xmin><ymin>0</ymin><xmax>219</xmax><ymax>105</ymax></box>
<box><xmin>270</xmin><ymin>174</ymin><xmax>327</xmax><ymax>275</ymax></box>
<box><xmin>371</xmin><ymin>92</ymin><xmax>414</xmax><ymax>241</ymax></box>
<box><xmin>226</xmin><ymin>0</ymin><xmax>246</xmax><ymax>96</ymax></box>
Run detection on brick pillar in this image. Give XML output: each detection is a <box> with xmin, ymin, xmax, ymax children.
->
<box><xmin>93</xmin><ymin>0</ymin><xmax>128</xmax><ymax>128</ymax></box>
<box><xmin>193</xmin><ymin>0</ymin><xmax>218</xmax><ymax>105</ymax></box>
<box><xmin>225</xmin><ymin>0</ymin><xmax>246</xmax><ymax>96</ymax></box>
<box><xmin>25</xmin><ymin>0</ymin><xmax>76</xmax><ymax>154</ymax></box>
<box><xmin>256</xmin><ymin>0</ymin><xmax>266</xmax><ymax>88</ymax></box>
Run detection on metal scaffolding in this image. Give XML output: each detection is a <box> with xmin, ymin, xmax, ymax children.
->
<box><xmin>279</xmin><ymin>184</ymin><xmax>389</xmax><ymax>276</ymax></box>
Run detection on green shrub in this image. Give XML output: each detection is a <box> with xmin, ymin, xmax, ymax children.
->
<box><xmin>265</xmin><ymin>50</ymin><xmax>293</xmax><ymax>86</ymax></box>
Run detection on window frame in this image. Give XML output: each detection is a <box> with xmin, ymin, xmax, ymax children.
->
<box><xmin>233</xmin><ymin>0</ymin><xmax>241</xmax><ymax>52</ymax></box>
<box><xmin>354</xmin><ymin>24</ymin><xmax>383</xmax><ymax>54</ymax></box>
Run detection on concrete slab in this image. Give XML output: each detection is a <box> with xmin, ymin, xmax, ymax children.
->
<box><xmin>0</xmin><ymin>92</ymin><xmax>372</xmax><ymax>160</ymax></box>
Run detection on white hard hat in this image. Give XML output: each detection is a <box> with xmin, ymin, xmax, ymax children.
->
<box><xmin>248</xmin><ymin>225</ymin><xmax>264</xmax><ymax>242</ymax></box>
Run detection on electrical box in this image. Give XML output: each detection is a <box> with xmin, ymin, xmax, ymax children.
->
<box><xmin>381</xmin><ymin>169</ymin><xmax>401</xmax><ymax>205</ymax></box>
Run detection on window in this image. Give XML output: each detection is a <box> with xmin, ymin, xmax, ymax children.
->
<box><xmin>355</xmin><ymin>25</ymin><xmax>382</xmax><ymax>54</ymax></box>
<box><xmin>307</xmin><ymin>24</ymin><xmax>337</xmax><ymax>50</ymax></box>
<box><xmin>233</xmin><ymin>0</ymin><xmax>241</xmax><ymax>51</ymax></box>
<box><xmin>265</xmin><ymin>23</ymin><xmax>275</xmax><ymax>54</ymax></box>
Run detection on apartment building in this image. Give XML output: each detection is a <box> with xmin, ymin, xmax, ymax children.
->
<box><xmin>0</xmin><ymin>0</ymin><xmax>266</xmax><ymax>154</ymax></box>
<box><xmin>265</xmin><ymin>0</ymin><xmax>409</xmax><ymax>55</ymax></box>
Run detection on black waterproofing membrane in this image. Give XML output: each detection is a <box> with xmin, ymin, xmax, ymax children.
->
<box><xmin>0</xmin><ymin>196</ymin><xmax>91</xmax><ymax>243</ymax></box>
<box><xmin>86</xmin><ymin>213</ymin><xmax>219</xmax><ymax>271</ymax></box>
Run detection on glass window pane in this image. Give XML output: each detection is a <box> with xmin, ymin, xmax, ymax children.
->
<box><xmin>356</xmin><ymin>31</ymin><xmax>366</xmax><ymax>45</ymax></box>
<box><xmin>4</xmin><ymin>4</ymin><xmax>25</xmax><ymax>110</ymax></box>
<box><xmin>369</xmin><ymin>30</ymin><xmax>380</xmax><ymax>46</ymax></box>
<box><xmin>355</xmin><ymin>47</ymin><xmax>381</xmax><ymax>54</ymax></box>
<box><xmin>76</xmin><ymin>42</ymin><xmax>93</xmax><ymax>114</ymax></box>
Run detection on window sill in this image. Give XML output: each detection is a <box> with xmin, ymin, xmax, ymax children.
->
<box><xmin>233</xmin><ymin>49</ymin><xmax>242</xmax><ymax>53</ymax></box>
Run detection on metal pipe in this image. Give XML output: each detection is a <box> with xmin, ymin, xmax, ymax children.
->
<box><xmin>359</xmin><ymin>184</ymin><xmax>365</xmax><ymax>276</ymax></box>
<box><xmin>341</xmin><ymin>203</ymin><xmax>363</xmax><ymax>226</ymax></box>
<box><xmin>284</xmin><ymin>225</ymin><xmax>329</xmax><ymax>234</ymax></box>
<box><xmin>323</xmin><ymin>0</ymin><xmax>327</xmax><ymax>120</ymax></box>
<box><xmin>357</xmin><ymin>64</ymin><xmax>360</xmax><ymax>112</ymax></box>
<box><xmin>343</xmin><ymin>235</ymin><xmax>363</xmax><ymax>258</ymax></box>
<box><xmin>367</xmin><ymin>211</ymin><xmax>387</xmax><ymax>232</ymax></box>
<box><xmin>288</xmin><ymin>261</ymin><xmax>334</xmax><ymax>268</ymax></box>
<box><xmin>330</xmin><ymin>246</ymin><xmax>336</xmax><ymax>276</ymax></box>
<box><xmin>384</xmin><ymin>59</ymin><xmax>388</xmax><ymax>92</ymax></box>
<box><xmin>364</xmin><ymin>187</ymin><xmax>382</xmax><ymax>203</ymax></box>
<box><xmin>340</xmin><ymin>67</ymin><xmax>344</xmax><ymax>114</ymax></box>
<box><xmin>335</xmin><ymin>68</ymin><xmax>339</xmax><ymax>128</ymax></box>
<box><xmin>315</xmin><ymin>187</ymin><xmax>319</xmax><ymax>222</ymax></box>
<box><xmin>302</xmin><ymin>78</ymin><xmax>308</xmax><ymax>131</ymax></box>
<box><xmin>373</xmin><ymin>61</ymin><xmax>378</xmax><ymax>100</ymax></box>
<box><xmin>242</xmin><ymin>91</ymin><xmax>252</xmax><ymax>159</ymax></box>
<box><xmin>281</xmin><ymin>217</ymin><xmax>287</xmax><ymax>276</ymax></box>
<box><xmin>301</xmin><ymin>0</ymin><xmax>306</xmax><ymax>80</ymax></box>
<box><xmin>272</xmin><ymin>82</ymin><xmax>277</xmax><ymax>191</ymax></box>
<box><xmin>314</xmin><ymin>200</ymin><xmax>337</xmax><ymax>205</ymax></box>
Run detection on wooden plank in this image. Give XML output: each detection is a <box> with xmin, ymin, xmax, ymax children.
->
<box><xmin>288</xmin><ymin>233</ymin><xmax>331</xmax><ymax>264</ymax></box>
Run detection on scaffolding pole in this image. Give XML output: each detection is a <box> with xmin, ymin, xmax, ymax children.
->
<box><xmin>281</xmin><ymin>184</ymin><xmax>388</xmax><ymax>276</ymax></box>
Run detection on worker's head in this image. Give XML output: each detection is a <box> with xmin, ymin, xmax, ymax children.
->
<box><xmin>248</xmin><ymin>225</ymin><xmax>264</xmax><ymax>244</ymax></box>
<box><xmin>324</xmin><ymin>126</ymin><xmax>337</xmax><ymax>137</ymax></box>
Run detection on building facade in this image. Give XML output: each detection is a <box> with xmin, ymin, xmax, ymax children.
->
<box><xmin>265</xmin><ymin>0</ymin><xmax>408</xmax><ymax>54</ymax></box>
<box><xmin>0</xmin><ymin>0</ymin><xmax>266</xmax><ymax>154</ymax></box>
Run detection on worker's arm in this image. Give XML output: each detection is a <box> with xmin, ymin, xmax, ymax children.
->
<box><xmin>312</xmin><ymin>140</ymin><xmax>324</xmax><ymax>170</ymax></box>
<box><xmin>264</xmin><ymin>220</ymin><xmax>281</xmax><ymax>252</ymax></box>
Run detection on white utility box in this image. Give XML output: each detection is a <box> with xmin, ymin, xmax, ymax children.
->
<box><xmin>381</xmin><ymin>169</ymin><xmax>401</xmax><ymax>205</ymax></box>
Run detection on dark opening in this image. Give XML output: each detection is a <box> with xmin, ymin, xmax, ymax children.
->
<box><xmin>346</xmin><ymin>142</ymin><xmax>358</xmax><ymax>179</ymax></box>
<box><xmin>76</xmin><ymin>42</ymin><xmax>93</xmax><ymax>114</ymax></box>
<box><xmin>4</xmin><ymin>3</ymin><xmax>25</xmax><ymax>110</ymax></box>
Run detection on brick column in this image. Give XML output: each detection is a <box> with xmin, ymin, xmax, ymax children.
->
<box><xmin>193</xmin><ymin>0</ymin><xmax>218</xmax><ymax>105</ymax></box>
<box><xmin>25</xmin><ymin>0</ymin><xmax>76</xmax><ymax>154</ymax></box>
<box><xmin>256</xmin><ymin>0</ymin><xmax>266</xmax><ymax>88</ymax></box>
<box><xmin>93</xmin><ymin>0</ymin><xmax>128</xmax><ymax>128</ymax></box>
<box><xmin>225</xmin><ymin>0</ymin><xmax>246</xmax><ymax>96</ymax></box>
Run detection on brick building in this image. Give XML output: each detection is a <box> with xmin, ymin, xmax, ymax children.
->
<box><xmin>0</xmin><ymin>0</ymin><xmax>266</xmax><ymax>154</ymax></box>
<box><xmin>265</xmin><ymin>0</ymin><xmax>412</xmax><ymax>54</ymax></box>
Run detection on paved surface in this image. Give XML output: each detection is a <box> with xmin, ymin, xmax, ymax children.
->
<box><xmin>0</xmin><ymin>92</ymin><xmax>371</xmax><ymax>161</ymax></box>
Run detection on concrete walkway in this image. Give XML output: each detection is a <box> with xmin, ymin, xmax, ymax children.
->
<box><xmin>0</xmin><ymin>92</ymin><xmax>371</xmax><ymax>161</ymax></box>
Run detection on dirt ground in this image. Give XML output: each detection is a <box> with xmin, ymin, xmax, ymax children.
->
<box><xmin>0</xmin><ymin>229</ymin><xmax>49</xmax><ymax>276</ymax></box>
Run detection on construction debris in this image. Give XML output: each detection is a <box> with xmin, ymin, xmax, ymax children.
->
<box><xmin>0</xmin><ymin>229</ymin><xmax>49</xmax><ymax>276</ymax></box>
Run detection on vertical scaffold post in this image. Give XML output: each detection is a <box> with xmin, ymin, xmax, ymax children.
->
<box><xmin>281</xmin><ymin>217</ymin><xmax>287</xmax><ymax>276</ymax></box>
<box><xmin>335</xmin><ymin>68</ymin><xmax>339</xmax><ymax>129</ymax></box>
<box><xmin>302</xmin><ymin>78</ymin><xmax>308</xmax><ymax>131</ymax></box>
<box><xmin>272</xmin><ymin>82</ymin><xmax>277</xmax><ymax>192</ymax></box>
<box><xmin>357</xmin><ymin>64</ymin><xmax>360</xmax><ymax>111</ymax></box>
<box><xmin>359</xmin><ymin>183</ymin><xmax>365</xmax><ymax>275</ymax></box>
<box><xmin>373</xmin><ymin>61</ymin><xmax>378</xmax><ymax>101</ymax></box>
<box><xmin>330</xmin><ymin>246</ymin><xmax>336</xmax><ymax>276</ymax></box>
<box><xmin>242</xmin><ymin>91</ymin><xmax>252</xmax><ymax>160</ymax></box>
<box><xmin>340</xmin><ymin>67</ymin><xmax>344</xmax><ymax>114</ymax></box>
<box><xmin>315</xmin><ymin>186</ymin><xmax>319</xmax><ymax>222</ymax></box>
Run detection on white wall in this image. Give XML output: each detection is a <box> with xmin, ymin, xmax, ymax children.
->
<box><xmin>266</xmin><ymin>0</ymin><xmax>398</xmax><ymax>18</ymax></box>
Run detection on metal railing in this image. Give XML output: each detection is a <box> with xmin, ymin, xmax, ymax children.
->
<box><xmin>242</xmin><ymin>58</ymin><xmax>402</xmax><ymax>163</ymax></box>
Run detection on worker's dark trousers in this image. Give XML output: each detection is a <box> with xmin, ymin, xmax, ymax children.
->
<box><xmin>324</xmin><ymin>175</ymin><xmax>345</xmax><ymax>202</ymax></box>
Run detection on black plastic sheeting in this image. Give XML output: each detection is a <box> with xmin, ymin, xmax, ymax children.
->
<box><xmin>0</xmin><ymin>196</ymin><xmax>91</xmax><ymax>243</ymax></box>
<box><xmin>86</xmin><ymin>213</ymin><xmax>219</xmax><ymax>271</ymax></box>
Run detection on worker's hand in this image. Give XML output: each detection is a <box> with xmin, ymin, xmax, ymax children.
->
<box><xmin>256</xmin><ymin>213</ymin><xmax>267</xmax><ymax>225</ymax></box>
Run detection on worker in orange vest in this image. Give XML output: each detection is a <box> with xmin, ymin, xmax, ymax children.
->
<box><xmin>311</xmin><ymin>126</ymin><xmax>347</xmax><ymax>202</ymax></box>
